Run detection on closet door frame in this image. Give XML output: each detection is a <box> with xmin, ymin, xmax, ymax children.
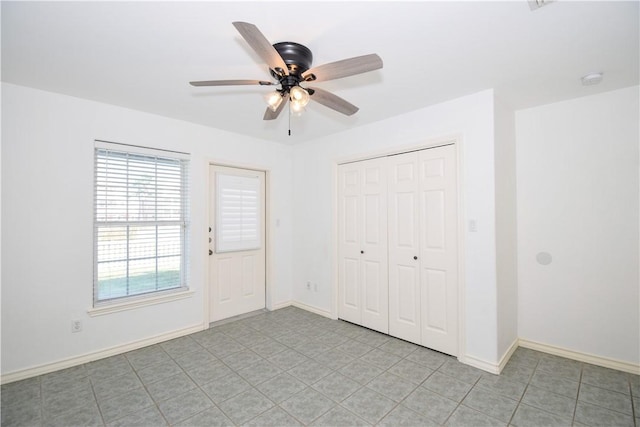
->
<box><xmin>332</xmin><ymin>135</ymin><xmax>466</xmax><ymax>360</ymax></box>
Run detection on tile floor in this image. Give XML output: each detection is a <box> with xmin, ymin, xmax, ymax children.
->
<box><xmin>1</xmin><ymin>306</ymin><xmax>638</xmax><ymax>426</ymax></box>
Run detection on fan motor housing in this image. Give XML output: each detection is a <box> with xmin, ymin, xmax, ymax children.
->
<box><xmin>272</xmin><ymin>42</ymin><xmax>313</xmax><ymax>76</ymax></box>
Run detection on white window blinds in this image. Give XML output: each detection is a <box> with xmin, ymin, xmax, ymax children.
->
<box><xmin>215</xmin><ymin>173</ymin><xmax>261</xmax><ymax>253</ymax></box>
<box><xmin>94</xmin><ymin>145</ymin><xmax>190</xmax><ymax>304</ymax></box>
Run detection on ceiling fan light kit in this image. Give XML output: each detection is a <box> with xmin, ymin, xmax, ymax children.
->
<box><xmin>190</xmin><ymin>21</ymin><xmax>383</xmax><ymax>132</ymax></box>
<box><xmin>264</xmin><ymin>91</ymin><xmax>284</xmax><ymax>112</ymax></box>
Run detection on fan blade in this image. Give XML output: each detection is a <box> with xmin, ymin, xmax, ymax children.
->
<box><xmin>302</xmin><ymin>54</ymin><xmax>382</xmax><ymax>82</ymax></box>
<box><xmin>190</xmin><ymin>79</ymin><xmax>272</xmax><ymax>87</ymax></box>
<box><xmin>263</xmin><ymin>94</ymin><xmax>287</xmax><ymax>120</ymax></box>
<box><xmin>309</xmin><ymin>87</ymin><xmax>359</xmax><ymax>116</ymax></box>
<box><xmin>232</xmin><ymin>22</ymin><xmax>289</xmax><ymax>76</ymax></box>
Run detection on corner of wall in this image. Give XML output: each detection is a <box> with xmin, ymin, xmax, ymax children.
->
<box><xmin>493</xmin><ymin>96</ymin><xmax>519</xmax><ymax>359</ymax></box>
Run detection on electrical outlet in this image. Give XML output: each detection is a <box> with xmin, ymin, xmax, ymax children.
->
<box><xmin>306</xmin><ymin>281</ymin><xmax>311</xmax><ymax>290</ymax></box>
<box><xmin>71</xmin><ymin>319</ymin><xmax>82</xmax><ymax>333</ymax></box>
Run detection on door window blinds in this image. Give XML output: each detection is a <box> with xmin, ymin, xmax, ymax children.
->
<box><xmin>215</xmin><ymin>173</ymin><xmax>261</xmax><ymax>253</ymax></box>
<box><xmin>94</xmin><ymin>145</ymin><xmax>190</xmax><ymax>305</ymax></box>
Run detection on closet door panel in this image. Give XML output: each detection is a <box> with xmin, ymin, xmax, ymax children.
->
<box><xmin>388</xmin><ymin>152</ymin><xmax>421</xmax><ymax>344</ymax></box>
<box><xmin>363</xmin><ymin>259</ymin><xmax>384</xmax><ymax>323</ymax></box>
<box><xmin>361</xmin><ymin>158</ymin><xmax>388</xmax><ymax>333</ymax></box>
<box><xmin>338</xmin><ymin>164</ymin><xmax>362</xmax><ymax>325</ymax></box>
<box><xmin>418</xmin><ymin>145</ymin><xmax>458</xmax><ymax>355</ymax></box>
<box><xmin>338</xmin><ymin>159</ymin><xmax>388</xmax><ymax>333</ymax></box>
<box><xmin>422</xmin><ymin>268</ymin><xmax>447</xmax><ymax>331</ymax></box>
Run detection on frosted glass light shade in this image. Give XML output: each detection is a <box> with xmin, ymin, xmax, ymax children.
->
<box><xmin>264</xmin><ymin>91</ymin><xmax>283</xmax><ymax>111</ymax></box>
<box><xmin>289</xmin><ymin>86</ymin><xmax>310</xmax><ymax>107</ymax></box>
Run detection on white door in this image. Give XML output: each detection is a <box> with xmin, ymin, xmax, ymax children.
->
<box><xmin>418</xmin><ymin>145</ymin><xmax>458</xmax><ymax>355</ymax></box>
<box><xmin>338</xmin><ymin>158</ymin><xmax>388</xmax><ymax>333</ymax></box>
<box><xmin>388</xmin><ymin>144</ymin><xmax>458</xmax><ymax>355</ymax></box>
<box><xmin>387</xmin><ymin>152</ymin><xmax>422</xmax><ymax>343</ymax></box>
<box><xmin>209</xmin><ymin>165</ymin><xmax>266</xmax><ymax>322</ymax></box>
<box><xmin>361</xmin><ymin>158</ymin><xmax>388</xmax><ymax>333</ymax></box>
<box><xmin>338</xmin><ymin>163</ymin><xmax>362</xmax><ymax>325</ymax></box>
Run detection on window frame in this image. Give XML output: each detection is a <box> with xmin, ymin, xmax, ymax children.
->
<box><xmin>93</xmin><ymin>141</ymin><xmax>190</xmax><ymax>308</ymax></box>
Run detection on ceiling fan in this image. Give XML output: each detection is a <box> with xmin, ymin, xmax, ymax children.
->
<box><xmin>190</xmin><ymin>22</ymin><xmax>383</xmax><ymax>121</ymax></box>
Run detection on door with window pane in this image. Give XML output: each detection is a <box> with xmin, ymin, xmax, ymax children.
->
<box><xmin>209</xmin><ymin>165</ymin><xmax>266</xmax><ymax>322</ymax></box>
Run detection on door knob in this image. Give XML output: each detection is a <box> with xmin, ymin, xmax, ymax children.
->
<box><xmin>361</xmin><ymin>250</ymin><xmax>364</xmax><ymax>254</ymax></box>
<box><xmin>413</xmin><ymin>256</ymin><xmax>418</xmax><ymax>260</ymax></box>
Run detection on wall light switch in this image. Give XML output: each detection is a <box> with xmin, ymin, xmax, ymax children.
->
<box><xmin>469</xmin><ymin>220</ymin><xmax>478</xmax><ymax>232</ymax></box>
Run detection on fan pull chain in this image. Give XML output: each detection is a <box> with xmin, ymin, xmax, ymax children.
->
<box><xmin>288</xmin><ymin>98</ymin><xmax>292</xmax><ymax>136</ymax></box>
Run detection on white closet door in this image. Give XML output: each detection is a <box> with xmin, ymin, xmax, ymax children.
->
<box><xmin>361</xmin><ymin>158</ymin><xmax>388</xmax><ymax>333</ymax></box>
<box><xmin>338</xmin><ymin>164</ymin><xmax>363</xmax><ymax>325</ymax></box>
<box><xmin>418</xmin><ymin>145</ymin><xmax>458</xmax><ymax>355</ymax></box>
<box><xmin>388</xmin><ymin>152</ymin><xmax>422</xmax><ymax>344</ymax></box>
<box><xmin>340</xmin><ymin>145</ymin><xmax>458</xmax><ymax>355</ymax></box>
<box><xmin>338</xmin><ymin>158</ymin><xmax>388</xmax><ymax>333</ymax></box>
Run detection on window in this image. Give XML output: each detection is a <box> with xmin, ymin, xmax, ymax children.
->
<box><xmin>94</xmin><ymin>143</ymin><xmax>189</xmax><ymax>305</ymax></box>
<box><xmin>215</xmin><ymin>173</ymin><xmax>261</xmax><ymax>253</ymax></box>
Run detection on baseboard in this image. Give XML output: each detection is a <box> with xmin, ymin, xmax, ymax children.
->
<box><xmin>270</xmin><ymin>300</ymin><xmax>293</xmax><ymax>311</ymax></box>
<box><xmin>291</xmin><ymin>301</ymin><xmax>335</xmax><ymax>319</ymax></box>
<box><xmin>460</xmin><ymin>354</ymin><xmax>501</xmax><ymax>374</ymax></box>
<box><xmin>1</xmin><ymin>323</ymin><xmax>204</xmax><ymax>385</ymax></box>
<box><xmin>498</xmin><ymin>338</ymin><xmax>520</xmax><ymax>373</ymax></box>
<box><xmin>518</xmin><ymin>338</ymin><xmax>640</xmax><ymax>375</ymax></box>
<box><xmin>459</xmin><ymin>338</ymin><xmax>518</xmax><ymax>375</ymax></box>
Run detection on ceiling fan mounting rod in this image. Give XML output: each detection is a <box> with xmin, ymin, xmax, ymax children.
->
<box><xmin>280</xmin><ymin>75</ymin><xmax>300</xmax><ymax>91</ymax></box>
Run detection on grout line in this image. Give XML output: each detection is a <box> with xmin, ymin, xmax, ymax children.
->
<box><xmin>39</xmin><ymin>374</ymin><xmax>44</xmax><ymax>426</ymax></box>
<box><xmin>571</xmin><ymin>363</ymin><xmax>583</xmax><ymax>426</ymax></box>
<box><xmin>8</xmin><ymin>309</ymin><xmax>638</xmax><ymax>427</ymax></box>
<box><xmin>87</xmin><ymin>372</ymin><xmax>108</xmax><ymax>427</ymax></box>
<box><xmin>507</xmin><ymin>356</ymin><xmax>541</xmax><ymax>427</ymax></box>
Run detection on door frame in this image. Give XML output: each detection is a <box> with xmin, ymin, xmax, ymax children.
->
<box><xmin>331</xmin><ymin>134</ymin><xmax>467</xmax><ymax>360</ymax></box>
<box><xmin>203</xmin><ymin>160</ymin><xmax>272</xmax><ymax>327</ymax></box>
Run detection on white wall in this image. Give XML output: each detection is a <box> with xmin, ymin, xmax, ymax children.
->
<box><xmin>1</xmin><ymin>83</ymin><xmax>294</xmax><ymax>376</ymax></box>
<box><xmin>291</xmin><ymin>90</ymin><xmax>502</xmax><ymax>366</ymax></box>
<box><xmin>8</xmin><ymin>79</ymin><xmax>635</xmax><ymax>378</ymax></box>
<box><xmin>516</xmin><ymin>86</ymin><xmax>639</xmax><ymax>365</ymax></box>
<box><xmin>494</xmin><ymin>99</ymin><xmax>519</xmax><ymax>361</ymax></box>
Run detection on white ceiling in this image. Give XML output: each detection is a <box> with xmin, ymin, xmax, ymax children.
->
<box><xmin>2</xmin><ymin>1</ymin><xmax>638</xmax><ymax>144</ymax></box>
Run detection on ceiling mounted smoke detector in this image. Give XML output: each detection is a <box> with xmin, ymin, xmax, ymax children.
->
<box><xmin>528</xmin><ymin>0</ymin><xmax>554</xmax><ymax>11</ymax></box>
<box><xmin>581</xmin><ymin>72</ymin><xmax>603</xmax><ymax>86</ymax></box>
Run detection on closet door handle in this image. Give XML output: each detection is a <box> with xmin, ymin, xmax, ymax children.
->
<box><xmin>413</xmin><ymin>256</ymin><xmax>418</xmax><ymax>260</ymax></box>
<box><xmin>361</xmin><ymin>250</ymin><xmax>364</xmax><ymax>254</ymax></box>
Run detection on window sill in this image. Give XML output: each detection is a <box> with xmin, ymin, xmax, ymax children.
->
<box><xmin>87</xmin><ymin>289</ymin><xmax>195</xmax><ymax>317</ymax></box>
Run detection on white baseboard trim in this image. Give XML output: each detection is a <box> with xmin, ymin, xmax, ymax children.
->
<box><xmin>1</xmin><ymin>323</ymin><xmax>204</xmax><ymax>385</ymax></box>
<box><xmin>459</xmin><ymin>339</ymin><xmax>519</xmax><ymax>375</ymax></box>
<box><xmin>291</xmin><ymin>301</ymin><xmax>335</xmax><ymax>319</ymax></box>
<box><xmin>518</xmin><ymin>338</ymin><xmax>640</xmax><ymax>375</ymax></box>
<box><xmin>498</xmin><ymin>339</ymin><xmax>520</xmax><ymax>373</ymax></box>
<box><xmin>460</xmin><ymin>354</ymin><xmax>501</xmax><ymax>374</ymax></box>
<box><xmin>270</xmin><ymin>300</ymin><xmax>293</xmax><ymax>311</ymax></box>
